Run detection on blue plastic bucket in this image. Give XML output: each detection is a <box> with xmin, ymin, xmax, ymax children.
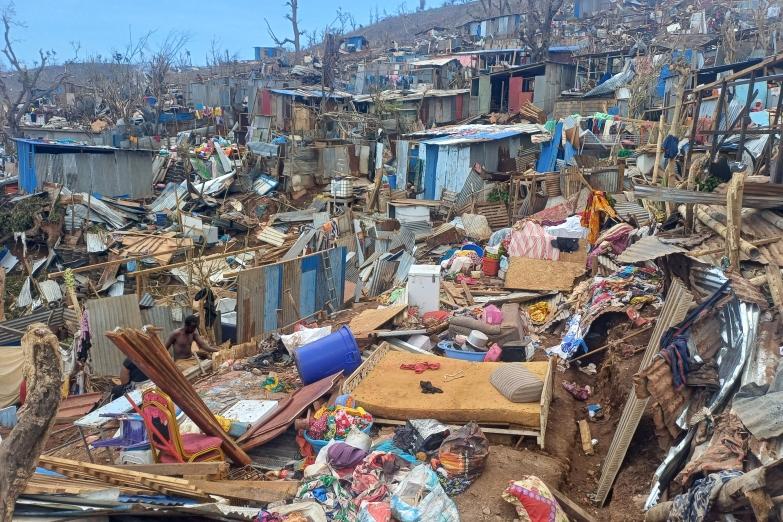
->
<box><xmin>294</xmin><ymin>326</ymin><xmax>362</xmax><ymax>384</ymax></box>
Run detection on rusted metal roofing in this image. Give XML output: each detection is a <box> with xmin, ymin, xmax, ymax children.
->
<box><xmin>616</xmin><ymin>236</ymin><xmax>687</xmax><ymax>264</ymax></box>
<box><xmin>645</xmin><ymin>269</ymin><xmax>761</xmax><ymax>510</ymax></box>
<box><xmin>55</xmin><ymin>392</ymin><xmax>103</xmax><ymax>424</ymax></box>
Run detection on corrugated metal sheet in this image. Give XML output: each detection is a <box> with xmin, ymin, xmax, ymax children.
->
<box><xmin>644</xmin><ymin>271</ymin><xmax>760</xmax><ymax>509</ymax></box>
<box><xmin>85</xmin><ymin>233</ymin><xmax>108</xmax><ymax>253</ymax></box>
<box><xmin>269</xmin><ymin>87</ymin><xmax>352</xmax><ymax>99</ymax></box>
<box><xmin>235</xmin><ymin>247</ymin><xmax>346</xmax><ymax>342</ymax></box>
<box><xmin>633</xmin><ymin>184</ymin><xmax>783</xmax><ymax>209</ymax></box>
<box><xmin>38</xmin><ymin>280</ymin><xmax>63</xmax><ymax>303</ymax></box>
<box><xmin>391</xmin><ymin>226</ymin><xmax>417</xmax><ymax>252</ymax></box>
<box><xmin>584</xmin><ymin>62</ymin><xmax>635</xmax><ymax>97</ymax></box>
<box><xmin>588</xmin><ymin>168</ymin><xmax>622</xmax><ymax>193</ymax></box>
<box><xmin>394</xmin><ymin>251</ymin><xmax>415</xmax><ymax>285</ymax></box>
<box><xmin>613</xmin><ymin>201</ymin><xmax>651</xmax><ymax>226</ymax></box>
<box><xmin>0</xmin><ymin>249</ymin><xmax>19</xmax><ymax>272</ymax></box>
<box><xmin>140</xmin><ymin>306</ymin><xmax>184</xmax><ymax>339</ymax></box>
<box><xmin>455</xmin><ymin>170</ymin><xmax>485</xmax><ymax>210</ymax></box>
<box><xmin>400</xmin><ymin>221</ymin><xmax>432</xmax><ymax>242</ymax></box>
<box><xmin>148</xmin><ymin>182</ymin><xmax>188</xmax><ymax>213</ymax></box>
<box><xmin>368</xmin><ymin>255</ymin><xmax>397</xmax><ymax>297</ymax></box>
<box><xmin>417</xmin><ymin>124</ymin><xmax>546</xmax><ymax>145</ymax></box>
<box><xmin>596</xmin><ymin>279</ymin><xmax>694</xmax><ymax>506</ymax></box>
<box><xmin>15</xmin><ymin>278</ymin><xmax>32</xmax><ymax>309</ymax></box>
<box><xmin>0</xmin><ymin>307</ymin><xmax>67</xmax><ymax>346</ymax></box>
<box><xmin>86</xmin><ymin>294</ymin><xmax>143</xmax><ymax>376</ymax></box>
<box><xmin>616</xmin><ymin>236</ymin><xmax>687</xmax><ymax>264</ymax></box>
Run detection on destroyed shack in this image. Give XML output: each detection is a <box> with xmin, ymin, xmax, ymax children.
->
<box><xmin>15</xmin><ymin>139</ymin><xmax>156</xmax><ymax>198</ymax></box>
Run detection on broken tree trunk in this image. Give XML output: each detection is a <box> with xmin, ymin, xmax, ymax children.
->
<box><xmin>0</xmin><ymin>324</ymin><xmax>62</xmax><ymax>521</ymax></box>
<box><xmin>725</xmin><ymin>172</ymin><xmax>746</xmax><ymax>270</ymax></box>
<box><xmin>645</xmin><ymin>458</ymin><xmax>783</xmax><ymax>522</ymax></box>
<box><xmin>686</xmin><ymin>205</ymin><xmax>760</xmax><ymax>260</ymax></box>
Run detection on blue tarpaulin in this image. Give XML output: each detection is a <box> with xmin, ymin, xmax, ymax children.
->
<box><xmin>537</xmin><ymin>122</ymin><xmax>563</xmax><ymax>172</ymax></box>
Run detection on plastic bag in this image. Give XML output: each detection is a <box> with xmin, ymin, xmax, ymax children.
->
<box><xmin>390</xmin><ymin>464</ymin><xmax>460</xmax><ymax>522</ymax></box>
<box><xmin>437</xmin><ymin>422</ymin><xmax>489</xmax><ymax>483</ymax></box>
<box><xmin>280</xmin><ymin>326</ymin><xmax>332</xmax><ymax>354</ymax></box>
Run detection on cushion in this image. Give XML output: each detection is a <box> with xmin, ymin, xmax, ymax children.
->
<box><xmin>490</xmin><ymin>364</ymin><xmax>544</xmax><ymax>403</ymax></box>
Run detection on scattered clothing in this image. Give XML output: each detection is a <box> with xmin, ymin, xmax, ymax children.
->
<box><xmin>668</xmin><ymin>470</ymin><xmax>742</xmax><ymax>522</ymax></box>
<box><xmin>503</xmin><ymin>475</ymin><xmax>569</xmax><ymax>522</ymax></box>
<box><xmin>420</xmin><ymin>381</ymin><xmax>443</xmax><ymax>394</ymax></box>
<box><xmin>562</xmin><ymin>381</ymin><xmax>591</xmax><ymax>401</ymax></box>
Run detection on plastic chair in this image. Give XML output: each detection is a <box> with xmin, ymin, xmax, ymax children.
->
<box><xmin>139</xmin><ymin>388</ymin><xmax>225</xmax><ymax>463</ymax></box>
<box><xmin>92</xmin><ymin>413</ymin><xmax>150</xmax><ymax>451</ymax></box>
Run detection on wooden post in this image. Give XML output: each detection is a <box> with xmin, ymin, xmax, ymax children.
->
<box><xmin>736</xmin><ymin>70</ymin><xmax>757</xmax><ymax>161</ymax></box>
<box><xmin>0</xmin><ymin>324</ymin><xmax>63</xmax><ymax>520</ymax></box>
<box><xmin>684</xmin><ymin>92</ymin><xmax>703</xmax><ymax>229</ymax></box>
<box><xmin>709</xmin><ymin>80</ymin><xmax>727</xmax><ymax>165</ymax></box>
<box><xmin>725</xmin><ymin>172</ymin><xmax>746</xmax><ymax>271</ymax></box>
<box><xmin>578</xmin><ymin>419</ymin><xmax>594</xmax><ymax>455</ymax></box>
<box><xmin>651</xmin><ymin>115</ymin><xmax>665</xmax><ymax>184</ymax></box>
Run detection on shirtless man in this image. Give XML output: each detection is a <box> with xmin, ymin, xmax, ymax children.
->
<box><xmin>165</xmin><ymin>315</ymin><xmax>219</xmax><ymax>360</ymax></box>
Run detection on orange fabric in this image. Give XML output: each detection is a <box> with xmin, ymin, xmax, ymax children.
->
<box><xmin>580</xmin><ymin>191</ymin><xmax>618</xmax><ymax>244</ymax></box>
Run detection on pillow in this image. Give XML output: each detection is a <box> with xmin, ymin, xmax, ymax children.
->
<box><xmin>490</xmin><ymin>364</ymin><xmax>544</xmax><ymax>403</ymax></box>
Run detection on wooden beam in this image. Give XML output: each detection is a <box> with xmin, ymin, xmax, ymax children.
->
<box><xmin>695</xmin><ymin>52</ymin><xmax>783</xmax><ymax>93</ymax></box>
<box><xmin>117</xmin><ymin>462</ymin><xmax>229</xmax><ymax>480</ymax></box>
<box><xmin>651</xmin><ymin>115</ymin><xmax>665</xmax><ymax>185</ymax></box>
<box><xmin>545</xmin><ymin>482</ymin><xmax>598</xmax><ymax>522</ymax></box>
<box><xmin>725</xmin><ymin>173</ymin><xmax>746</xmax><ymax>270</ymax></box>
<box><xmin>765</xmin><ymin>262</ymin><xmax>783</xmax><ymax>320</ymax></box>
<box><xmin>191</xmin><ymin>479</ymin><xmax>299</xmax><ymax>504</ymax></box>
<box><xmin>578</xmin><ymin>419</ymin><xmax>594</xmax><ymax>455</ymax></box>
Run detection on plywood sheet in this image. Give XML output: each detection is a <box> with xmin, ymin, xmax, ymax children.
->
<box><xmin>505</xmin><ymin>257</ymin><xmax>585</xmax><ymax>291</ymax></box>
<box><xmin>351</xmin><ymin>351</ymin><xmax>546</xmax><ymax>427</ymax></box>
<box><xmin>348</xmin><ymin>305</ymin><xmax>407</xmax><ymax>339</ymax></box>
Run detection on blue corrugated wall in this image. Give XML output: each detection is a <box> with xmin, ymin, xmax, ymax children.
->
<box><xmin>16</xmin><ymin>140</ymin><xmax>37</xmax><ymax>193</ymax></box>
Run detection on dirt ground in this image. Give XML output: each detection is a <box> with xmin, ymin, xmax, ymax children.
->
<box><xmin>33</xmin><ymin>309</ymin><xmax>663</xmax><ymax>521</ymax></box>
<box><xmin>455</xmin><ymin>319</ymin><xmax>662</xmax><ymax>522</ymax></box>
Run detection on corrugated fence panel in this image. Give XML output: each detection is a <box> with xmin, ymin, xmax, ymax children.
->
<box><xmin>263</xmin><ymin>264</ymin><xmax>282</xmax><ymax>334</ymax></box>
<box><xmin>0</xmin><ymin>307</ymin><xmax>66</xmax><ymax>346</ymax></box>
<box><xmin>299</xmin><ymin>255</ymin><xmax>318</xmax><ymax>318</ymax></box>
<box><xmin>140</xmin><ymin>306</ymin><xmax>186</xmax><ymax>339</ymax></box>
<box><xmin>281</xmin><ymin>259</ymin><xmax>302</xmax><ymax>327</ymax></box>
<box><xmin>234</xmin><ymin>248</ymin><xmax>347</xmax><ymax>342</ymax></box>
<box><xmin>237</xmin><ymin>267</ymin><xmax>265</xmax><ymax>343</ymax></box>
<box><xmin>87</xmin><ymin>295</ymin><xmax>142</xmax><ymax>376</ymax></box>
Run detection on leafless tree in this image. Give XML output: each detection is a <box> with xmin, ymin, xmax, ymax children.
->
<box><xmin>519</xmin><ymin>0</ymin><xmax>565</xmax><ymax>62</ymax></box>
<box><xmin>469</xmin><ymin>0</ymin><xmax>512</xmax><ymax>20</ymax></box>
<box><xmin>80</xmin><ymin>30</ymin><xmax>150</xmax><ymax>126</ymax></box>
<box><xmin>0</xmin><ymin>5</ymin><xmax>69</xmax><ymax>147</ymax></box>
<box><xmin>147</xmin><ymin>31</ymin><xmax>189</xmax><ymax>135</ymax></box>
<box><xmin>265</xmin><ymin>0</ymin><xmax>304</xmax><ymax>58</ymax></box>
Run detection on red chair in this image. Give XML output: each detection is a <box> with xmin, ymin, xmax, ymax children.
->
<box><xmin>139</xmin><ymin>388</ymin><xmax>225</xmax><ymax>463</ymax></box>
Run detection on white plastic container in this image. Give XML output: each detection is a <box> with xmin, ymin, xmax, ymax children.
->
<box><xmin>331</xmin><ymin>177</ymin><xmax>354</xmax><ymax>198</ymax></box>
<box><xmin>406</xmin><ymin>264</ymin><xmax>441</xmax><ymax>314</ymax></box>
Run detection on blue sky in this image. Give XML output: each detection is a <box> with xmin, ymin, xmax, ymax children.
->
<box><xmin>3</xmin><ymin>0</ymin><xmax>444</xmax><ymax>66</ymax></box>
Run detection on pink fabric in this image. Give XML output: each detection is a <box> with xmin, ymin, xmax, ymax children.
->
<box><xmin>506</xmin><ymin>221</ymin><xmax>560</xmax><ymax>260</ymax></box>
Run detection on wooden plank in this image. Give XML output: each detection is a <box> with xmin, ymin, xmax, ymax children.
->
<box><xmin>726</xmin><ymin>173</ymin><xmax>746</xmax><ymax>270</ymax></box>
<box><xmin>546</xmin><ymin>482</ymin><xmax>598</xmax><ymax>522</ymax></box>
<box><xmin>765</xmin><ymin>262</ymin><xmax>783</xmax><ymax>320</ymax></box>
<box><xmin>118</xmin><ymin>462</ymin><xmax>230</xmax><ymax>479</ymax></box>
<box><xmin>578</xmin><ymin>419</ymin><xmax>594</xmax><ymax>455</ymax></box>
<box><xmin>348</xmin><ymin>305</ymin><xmax>407</xmax><ymax>339</ymax></box>
<box><xmin>191</xmin><ymin>479</ymin><xmax>299</xmax><ymax>504</ymax></box>
<box><xmin>505</xmin><ymin>257</ymin><xmax>585</xmax><ymax>292</ymax></box>
<box><xmin>461</xmin><ymin>280</ymin><xmax>475</xmax><ymax>305</ymax></box>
